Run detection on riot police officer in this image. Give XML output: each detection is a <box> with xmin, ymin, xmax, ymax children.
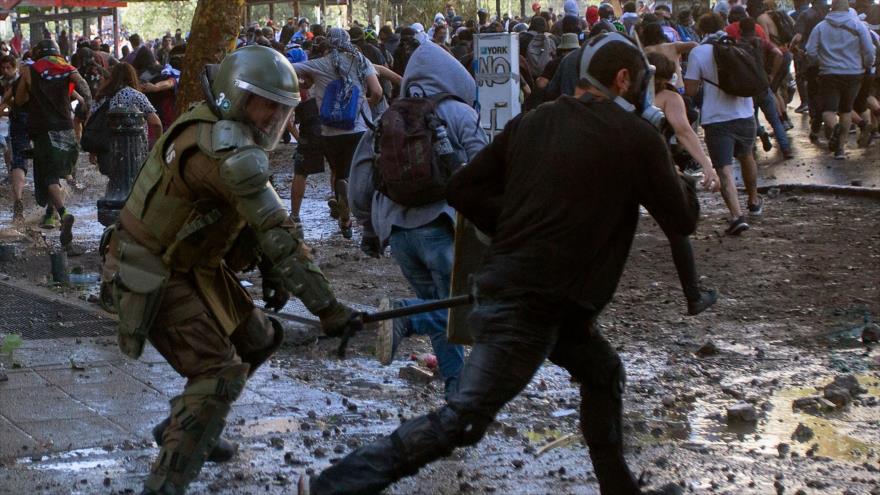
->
<box><xmin>101</xmin><ymin>45</ymin><xmax>353</xmax><ymax>495</ymax></box>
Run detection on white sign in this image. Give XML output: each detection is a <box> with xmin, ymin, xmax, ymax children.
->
<box><xmin>473</xmin><ymin>33</ymin><xmax>521</xmax><ymax>140</ymax></box>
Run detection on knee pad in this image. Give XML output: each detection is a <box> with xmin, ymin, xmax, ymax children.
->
<box><xmin>146</xmin><ymin>364</ymin><xmax>248</xmax><ymax>493</ymax></box>
<box><xmin>239</xmin><ymin>316</ymin><xmax>284</xmax><ymax>377</ymax></box>
<box><xmin>389</xmin><ymin>406</ymin><xmax>491</xmax><ymax>477</ymax></box>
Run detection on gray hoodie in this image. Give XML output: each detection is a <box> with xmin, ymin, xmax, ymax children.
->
<box><xmin>348</xmin><ymin>42</ymin><xmax>488</xmax><ymax>243</ymax></box>
<box><xmin>806</xmin><ymin>10</ymin><xmax>875</xmax><ymax>75</ymax></box>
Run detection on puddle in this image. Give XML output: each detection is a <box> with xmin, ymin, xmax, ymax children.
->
<box><xmin>687</xmin><ymin>373</ymin><xmax>880</xmax><ymax>462</ymax></box>
<box><xmin>18</xmin><ymin>447</ymin><xmax>123</xmax><ymax>472</ymax></box>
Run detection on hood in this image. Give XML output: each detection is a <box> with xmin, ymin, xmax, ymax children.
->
<box><xmin>825</xmin><ymin>10</ymin><xmax>860</xmax><ymax>26</ymax></box>
<box><xmin>564</xmin><ymin>0</ymin><xmax>578</xmax><ymax>17</ymax></box>
<box><xmin>401</xmin><ymin>41</ymin><xmax>475</xmax><ymax>104</ymax></box>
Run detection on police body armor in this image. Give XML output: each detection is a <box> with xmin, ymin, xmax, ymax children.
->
<box><xmin>103</xmin><ymin>102</ymin><xmax>336</xmax><ymax>359</ymax></box>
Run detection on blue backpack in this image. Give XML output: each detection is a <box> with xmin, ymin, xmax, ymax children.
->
<box><xmin>320</xmin><ymin>58</ymin><xmax>361</xmax><ymax>130</ymax></box>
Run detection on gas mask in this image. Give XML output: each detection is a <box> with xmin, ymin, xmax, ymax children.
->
<box><xmin>578</xmin><ymin>32</ymin><xmax>666</xmax><ymax>129</ymax></box>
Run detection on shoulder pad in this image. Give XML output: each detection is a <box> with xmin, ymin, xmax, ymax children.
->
<box><xmin>218</xmin><ymin>145</ymin><xmax>271</xmax><ymax>195</ymax></box>
<box><xmin>196</xmin><ymin>119</ymin><xmax>255</xmax><ymax>158</ymax></box>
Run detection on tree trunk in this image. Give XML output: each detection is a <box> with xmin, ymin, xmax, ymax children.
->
<box><xmin>176</xmin><ymin>0</ymin><xmax>245</xmax><ymax>116</ymax></box>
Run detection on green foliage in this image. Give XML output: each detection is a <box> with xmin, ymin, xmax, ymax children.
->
<box><xmin>0</xmin><ymin>334</ymin><xmax>22</xmax><ymax>358</ymax></box>
<box><xmin>120</xmin><ymin>0</ymin><xmax>199</xmax><ymax>41</ymax></box>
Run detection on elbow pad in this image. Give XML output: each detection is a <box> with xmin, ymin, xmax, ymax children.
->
<box><xmin>219</xmin><ymin>146</ymin><xmax>288</xmax><ymax>231</ymax></box>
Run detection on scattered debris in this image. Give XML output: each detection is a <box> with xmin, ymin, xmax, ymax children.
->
<box><xmin>726</xmin><ymin>402</ymin><xmax>758</xmax><ymax>423</ymax></box>
<box><xmin>791</xmin><ymin>423</ymin><xmax>814</xmax><ymax>443</ymax></box>
<box><xmin>695</xmin><ymin>341</ymin><xmax>719</xmax><ymax>357</ymax></box>
<box><xmin>536</xmin><ymin>434</ymin><xmax>579</xmax><ymax>456</ymax></box>
<box><xmin>399</xmin><ymin>365</ymin><xmax>434</xmax><ymax>385</ymax></box>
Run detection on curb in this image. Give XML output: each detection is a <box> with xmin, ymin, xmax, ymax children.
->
<box><xmin>742</xmin><ymin>183</ymin><xmax>880</xmax><ymax>200</ymax></box>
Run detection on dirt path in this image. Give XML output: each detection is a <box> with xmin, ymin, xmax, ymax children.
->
<box><xmin>0</xmin><ymin>119</ymin><xmax>877</xmax><ymax>494</ymax></box>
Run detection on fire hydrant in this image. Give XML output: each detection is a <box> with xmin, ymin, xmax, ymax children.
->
<box><xmin>96</xmin><ymin>107</ymin><xmax>148</xmax><ymax>227</ymax></box>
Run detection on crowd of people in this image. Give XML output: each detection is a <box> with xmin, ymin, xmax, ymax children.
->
<box><xmin>0</xmin><ymin>1</ymin><xmax>877</xmax><ymax>494</ymax></box>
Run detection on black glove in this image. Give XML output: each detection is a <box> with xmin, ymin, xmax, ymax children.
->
<box><xmin>262</xmin><ymin>272</ymin><xmax>290</xmax><ymax>312</ymax></box>
<box><xmin>317</xmin><ymin>300</ymin><xmax>355</xmax><ymax>337</ymax></box>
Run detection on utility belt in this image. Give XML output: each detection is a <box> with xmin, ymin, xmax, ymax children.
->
<box><xmin>100</xmin><ymin>224</ymin><xmax>170</xmax><ymax>359</ymax></box>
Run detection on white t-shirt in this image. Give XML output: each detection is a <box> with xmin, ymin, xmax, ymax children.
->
<box><xmin>684</xmin><ymin>43</ymin><xmax>754</xmax><ymax>125</ymax></box>
<box><xmin>295</xmin><ymin>53</ymin><xmax>377</xmax><ymax>137</ymax></box>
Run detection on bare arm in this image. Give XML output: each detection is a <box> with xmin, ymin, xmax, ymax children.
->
<box><xmin>70</xmin><ymin>72</ymin><xmax>91</xmax><ymax>108</ymax></box>
<box><xmin>14</xmin><ymin>68</ymin><xmax>29</xmax><ymax>106</ymax></box>
<box><xmin>661</xmin><ymin>91</ymin><xmax>719</xmax><ymax>191</ymax></box>
<box><xmin>768</xmin><ymin>44</ymin><xmax>783</xmax><ymax>82</ymax></box>
<box><xmin>684</xmin><ymin>78</ymin><xmax>700</xmax><ymax>98</ymax></box>
<box><xmin>141</xmin><ymin>78</ymin><xmax>175</xmax><ymax>93</ymax></box>
<box><xmin>674</xmin><ymin>41</ymin><xmax>698</xmax><ymax>54</ymax></box>
<box><xmin>145</xmin><ymin>112</ymin><xmax>163</xmax><ymax>141</ymax></box>
<box><xmin>373</xmin><ymin>64</ymin><xmax>401</xmax><ymax>86</ymax></box>
<box><xmin>365</xmin><ymin>73</ymin><xmax>382</xmax><ymax>106</ymax></box>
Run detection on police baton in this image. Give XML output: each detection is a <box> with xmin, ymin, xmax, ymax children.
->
<box><xmin>336</xmin><ymin>295</ymin><xmax>474</xmax><ymax>358</ymax></box>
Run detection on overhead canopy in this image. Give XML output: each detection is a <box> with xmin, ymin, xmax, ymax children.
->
<box><xmin>0</xmin><ymin>1</ymin><xmax>127</xmax><ymax>7</ymax></box>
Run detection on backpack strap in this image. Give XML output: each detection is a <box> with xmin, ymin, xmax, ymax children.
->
<box><xmin>825</xmin><ymin>19</ymin><xmax>861</xmax><ymax>39</ymax></box>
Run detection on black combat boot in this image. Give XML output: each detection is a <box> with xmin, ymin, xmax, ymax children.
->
<box><xmin>151</xmin><ymin>417</ymin><xmax>237</xmax><ymax>463</ymax></box>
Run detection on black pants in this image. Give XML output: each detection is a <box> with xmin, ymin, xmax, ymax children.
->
<box><xmin>313</xmin><ymin>292</ymin><xmax>640</xmax><ymax>495</ymax></box>
<box><xmin>805</xmin><ymin>66</ymin><xmax>823</xmax><ymax>128</ymax></box>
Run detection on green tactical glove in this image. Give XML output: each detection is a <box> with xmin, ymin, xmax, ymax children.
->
<box><xmin>317</xmin><ymin>300</ymin><xmax>355</xmax><ymax>337</ymax></box>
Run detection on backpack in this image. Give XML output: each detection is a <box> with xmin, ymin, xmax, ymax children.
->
<box><xmin>767</xmin><ymin>10</ymin><xmax>796</xmax><ymax>46</ymax></box>
<box><xmin>319</xmin><ymin>59</ymin><xmax>361</xmax><ymax>130</ymax></box>
<box><xmin>372</xmin><ymin>94</ymin><xmax>461</xmax><ymax>207</ymax></box>
<box><xmin>526</xmin><ymin>33</ymin><xmax>556</xmax><ymax>75</ymax></box>
<box><xmin>705</xmin><ymin>36</ymin><xmax>769</xmax><ymax>98</ymax></box>
<box><xmin>81</xmin><ymin>99</ymin><xmax>111</xmax><ymax>154</ymax></box>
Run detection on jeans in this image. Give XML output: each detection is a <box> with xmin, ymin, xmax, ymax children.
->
<box><xmin>755</xmin><ymin>87</ymin><xmax>791</xmax><ymax>152</ymax></box>
<box><xmin>313</xmin><ymin>293</ymin><xmax>638</xmax><ymax>495</ymax></box>
<box><xmin>388</xmin><ymin>217</ymin><xmax>464</xmax><ymax>390</ymax></box>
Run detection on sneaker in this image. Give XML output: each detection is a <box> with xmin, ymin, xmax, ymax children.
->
<box><xmin>834</xmin><ymin>148</ymin><xmax>846</xmax><ymax>160</ymax></box>
<box><xmin>725</xmin><ymin>216</ymin><xmax>750</xmax><ymax>236</ymax></box>
<box><xmin>289</xmin><ymin>214</ymin><xmax>304</xmax><ymax>239</ymax></box>
<box><xmin>794</xmin><ymin>103</ymin><xmax>809</xmax><ymax>114</ymax></box>
<box><xmin>747</xmin><ymin>197</ymin><xmax>764</xmax><ymax>217</ymax></box>
<box><xmin>759</xmin><ymin>131</ymin><xmax>773</xmax><ymax>152</ymax></box>
<box><xmin>782</xmin><ymin>119</ymin><xmax>795</xmax><ymax>131</ymax></box>
<box><xmin>687</xmin><ymin>288</ymin><xmax>718</xmax><ymax>316</ymax></box>
<box><xmin>327</xmin><ymin>197</ymin><xmax>339</xmax><ymax>219</ymax></box>
<box><xmin>808</xmin><ymin>131</ymin><xmax>820</xmax><ymax>143</ymax></box>
<box><xmin>376</xmin><ymin>298</ymin><xmax>407</xmax><ymax>366</ymax></box>
<box><xmin>782</xmin><ymin>148</ymin><xmax>795</xmax><ymax>160</ymax></box>
<box><xmin>59</xmin><ymin>212</ymin><xmax>75</xmax><ymax>246</ymax></box>
<box><xmin>40</xmin><ymin>212</ymin><xmax>57</xmax><ymax>229</ymax></box>
<box><xmin>360</xmin><ymin>235</ymin><xmax>382</xmax><ymax>258</ymax></box>
<box><xmin>12</xmin><ymin>200</ymin><xmax>23</xmax><ymax>224</ymax></box>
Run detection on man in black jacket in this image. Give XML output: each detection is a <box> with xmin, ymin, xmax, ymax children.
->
<box><xmin>299</xmin><ymin>33</ymin><xmax>695</xmax><ymax>495</ymax></box>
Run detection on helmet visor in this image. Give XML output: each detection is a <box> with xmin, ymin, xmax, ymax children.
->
<box><xmin>232</xmin><ymin>91</ymin><xmax>296</xmax><ymax>150</ymax></box>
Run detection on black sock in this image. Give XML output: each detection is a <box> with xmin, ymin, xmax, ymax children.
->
<box><xmin>45</xmin><ymin>206</ymin><xmax>54</xmax><ymax>217</ymax></box>
<box><xmin>57</xmin><ymin>207</ymin><xmax>66</xmax><ymax>217</ymax></box>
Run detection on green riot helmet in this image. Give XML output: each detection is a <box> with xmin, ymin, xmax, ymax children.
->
<box><xmin>211</xmin><ymin>45</ymin><xmax>301</xmax><ymax>150</ymax></box>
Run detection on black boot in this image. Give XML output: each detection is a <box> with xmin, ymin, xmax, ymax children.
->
<box><xmin>685</xmin><ymin>287</ymin><xmax>718</xmax><ymax>316</ymax></box>
<box><xmin>151</xmin><ymin>417</ymin><xmax>237</xmax><ymax>463</ymax></box>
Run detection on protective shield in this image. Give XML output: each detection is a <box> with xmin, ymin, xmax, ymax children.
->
<box><xmin>446</xmin><ymin>214</ymin><xmax>489</xmax><ymax>345</ymax></box>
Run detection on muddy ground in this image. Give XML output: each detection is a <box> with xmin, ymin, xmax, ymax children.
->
<box><xmin>0</xmin><ymin>114</ymin><xmax>878</xmax><ymax>495</ymax></box>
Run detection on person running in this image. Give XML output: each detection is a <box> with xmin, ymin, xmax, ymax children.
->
<box><xmin>685</xmin><ymin>13</ymin><xmax>762</xmax><ymax>236</ymax></box>
<box><xmin>15</xmin><ymin>40</ymin><xmax>91</xmax><ymax>246</ymax></box>
<box><xmin>293</xmin><ymin>28</ymin><xmax>382</xmax><ymax>239</ymax></box>
<box><xmin>805</xmin><ymin>0</ymin><xmax>875</xmax><ymax>159</ymax></box>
